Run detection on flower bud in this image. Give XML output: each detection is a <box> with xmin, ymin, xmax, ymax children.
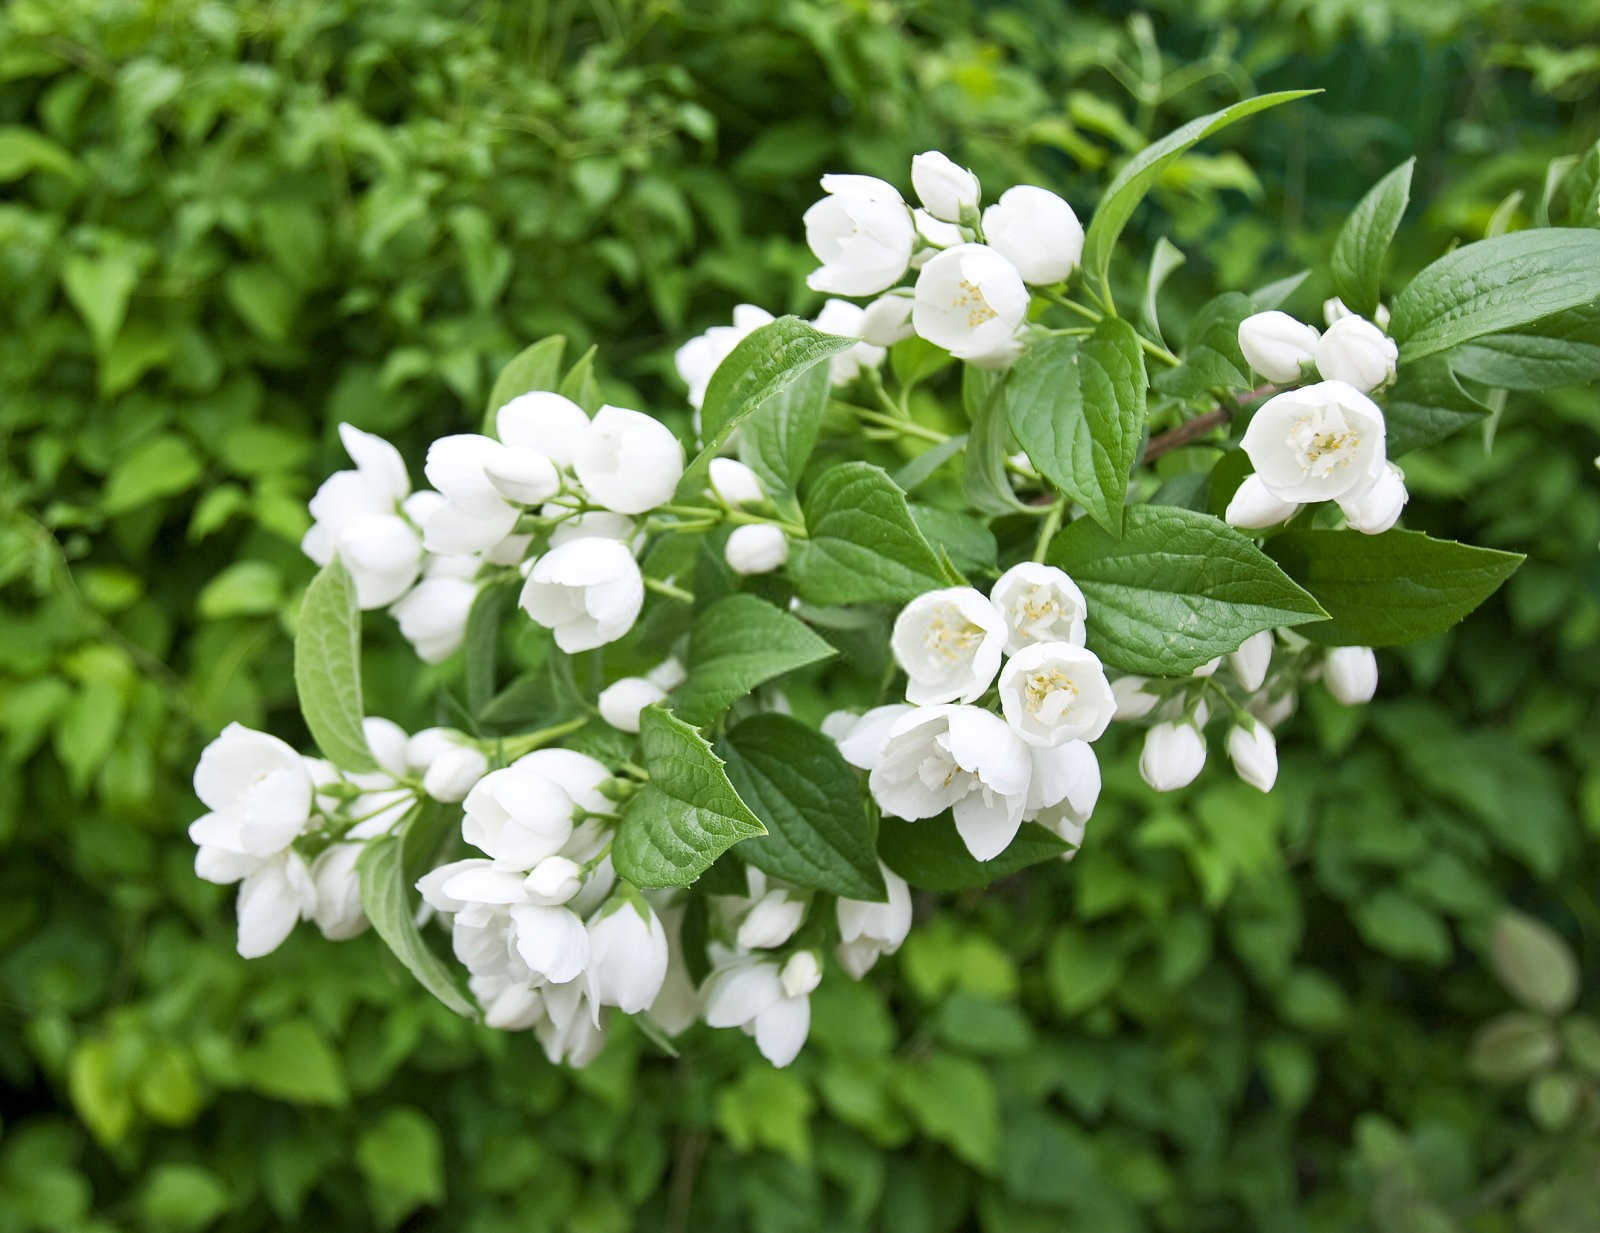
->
<box><xmin>804</xmin><ymin>174</ymin><xmax>915</xmax><ymax>297</ymax></box>
<box><xmin>519</xmin><ymin>537</ymin><xmax>644</xmax><ymax>652</ymax></box>
<box><xmin>573</xmin><ymin>405</ymin><xmax>684</xmax><ymax>516</ymax></box>
<box><xmin>1339</xmin><ymin>462</ymin><xmax>1408</xmax><ymax>535</ymax></box>
<box><xmin>1324</xmin><ymin>296</ymin><xmax>1391</xmax><ymax>331</ymax></box>
<box><xmin>737</xmin><ymin>889</ymin><xmax>806</xmax><ymax>950</ymax></box>
<box><xmin>1111</xmin><ymin>676</ymin><xmax>1160</xmax><ymax>720</ymax></box>
<box><xmin>1226</xmin><ymin>720</ymin><xmax>1278</xmax><ymax>793</ymax></box>
<box><xmin>482</xmin><ymin>442</ymin><xmax>560</xmax><ymax>505</ymax></box>
<box><xmin>981</xmin><ymin>185</ymin><xmax>1083</xmax><ymax>284</ymax></box>
<box><xmin>913</xmin><ymin>208</ymin><xmax>964</xmax><ymax>249</ymax></box>
<box><xmin>362</xmin><ymin>717</ymin><xmax>411</xmax><ymax>778</ymax></box>
<box><xmin>422</xmin><ymin>745</ymin><xmax>488</xmax><ymax>802</ymax></box>
<box><xmin>1139</xmin><ymin>722</ymin><xmax>1206</xmax><ymax>792</ymax></box>
<box><xmin>646</xmin><ymin>656</ymin><xmax>687</xmax><ymax>692</ymax></box>
<box><xmin>1237</xmin><ymin>311</ymin><xmax>1320</xmax><ymax>383</ymax></box>
<box><xmin>859</xmin><ymin>293</ymin><xmax>915</xmax><ymax>347</ymax></box>
<box><xmin>1225</xmin><ymin>474</ymin><xmax>1301</xmax><ymax>530</ymax></box>
<box><xmin>1315</xmin><ymin>315</ymin><xmax>1398</xmax><ymax>392</ymax></box>
<box><xmin>309</xmin><ymin>843</ymin><xmax>368</xmax><ymax>940</ymax></box>
<box><xmin>525</xmin><ymin>856</ymin><xmax>585</xmax><ymax>906</ymax></box>
<box><xmin>509</xmin><ymin>904</ymin><xmax>589</xmax><ymax>984</ymax></box>
<box><xmin>495</xmin><ymin>391</ymin><xmax>591</xmax><ymax>468</ymax></box>
<box><xmin>1229</xmin><ymin>631</ymin><xmax>1273</xmax><ymax>693</ymax></box>
<box><xmin>598</xmin><ymin>676</ymin><xmax>667</xmax><ymax>733</ymax></box>
<box><xmin>709</xmin><ymin>457</ymin><xmax>765</xmax><ymax>507</ymax></box>
<box><xmin>1191</xmin><ymin>656</ymin><xmax>1221</xmax><ymax>678</ymax></box>
<box><xmin>587</xmin><ymin>900</ymin><xmax>670</xmax><ymax>1013</ymax></box>
<box><xmin>391</xmin><ymin>577</ymin><xmax>477</xmax><ymax>663</ymax></box>
<box><xmin>1324</xmin><ymin>646</ymin><xmax>1378</xmax><ymax>705</ymax></box>
<box><xmin>780</xmin><ymin>950</ymin><xmax>823</xmax><ymax>998</ymax></box>
<box><xmin>911</xmin><ymin>150</ymin><xmax>980</xmax><ymax>221</ymax></box>
<box><xmin>725</xmin><ymin>523</ymin><xmax>789</xmax><ymax>575</ymax></box>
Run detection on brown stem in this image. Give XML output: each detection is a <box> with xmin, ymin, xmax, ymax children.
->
<box><xmin>1144</xmin><ymin>409</ymin><xmax>1230</xmax><ymax>460</ymax></box>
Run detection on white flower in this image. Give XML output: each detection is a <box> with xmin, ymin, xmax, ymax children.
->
<box><xmin>573</xmin><ymin>405</ymin><xmax>684</xmax><ymax>516</ymax></box>
<box><xmin>309</xmin><ymin>843</ymin><xmax>368</xmax><ymax>941</ymax></box>
<box><xmin>859</xmin><ymin>292</ymin><xmax>916</xmax><ymax>347</ymax></box>
<box><xmin>1324</xmin><ymin>646</ymin><xmax>1378</xmax><ymax>704</ymax></box>
<box><xmin>814</xmin><ymin>298</ymin><xmax>887</xmax><ymax>385</ymax></box>
<box><xmin>1224</xmin><ymin>474</ymin><xmax>1303</xmax><ymax>530</ymax></box>
<box><xmin>709</xmin><ymin>457</ymin><xmax>765</xmax><ymax>507</ymax></box>
<box><xmin>586</xmin><ymin>899</ymin><xmax>669</xmax><ymax>1013</ymax></box>
<box><xmin>525</xmin><ymin>856</ymin><xmax>585</xmax><ymax>906</ymax></box>
<box><xmin>675</xmin><ymin>305</ymin><xmax>775</xmax><ymax>411</ymax></box>
<box><xmin>509</xmin><ymin>903</ymin><xmax>589</xmax><ymax>984</ymax></box>
<box><xmin>870</xmin><ymin>705</ymin><xmax>1032</xmax><ymax>861</ymax></box>
<box><xmin>1324</xmin><ymin>296</ymin><xmax>1391</xmax><ymax>331</ymax></box>
<box><xmin>725</xmin><ymin>524</ymin><xmax>789</xmax><ymax>575</ymax></box>
<box><xmin>912</xmin><ymin>244</ymin><xmax>1028</xmax><ymax>366</ymax></box>
<box><xmin>1025</xmin><ymin>740</ymin><xmax>1100</xmax><ymax>851</ymax></box>
<box><xmin>1226</xmin><ymin>720</ymin><xmax>1278</xmax><ymax>792</ymax></box>
<box><xmin>780</xmin><ymin>950</ymin><xmax>823</xmax><ymax>998</ymax></box>
<box><xmin>990</xmin><ymin>562</ymin><xmax>1087</xmax><ymax>653</ymax></box>
<box><xmin>912</xmin><ymin>150</ymin><xmax>980</xmax><ymax>221</ymax></box>
<box><xmin>913</xmin><ymin>208</ymin><xmax>965</xmax><ymax>250</ymax></box>
<box><xmin>1111</xmin><ymin>675</ymin><xmax>1161</xmax><ymax>720</ymax></box>
<box><xmin>835</xmin><ymin>865</ymin><xmax>912</xmax><ymax>979</ymax></box>
<box><xmin>703</xmin><ymin>958</ymin><xmax>811</xmax><ymax>1068</ymax></box>
<box><xmin>495</xmin><ymin>391</ymin><xmax>591</xmax><ymax>469</ymax></box>
<box><xmin>891</xmin><ymin>587</ymin><xmax>1007</xmax><ymax>705</ymax></box>
<box><xmin>1342</xmin><ymin>461</ymin><xmax>1408</xmax><ymax>535</ymax></box>
<box><xmin>1316</xmin><ymin>314</ymin><xmax>1398</xmax><ymax>392</ymax></box>
<box><xmin>421</xmin><ymin>745</ymin><xmax>488</xmax><ymax>803</ymax></box>
<box><xmin>803</xmin><ymin>174</ymin><xmax>915</xmax><ymax>297</ymax></box>
<box><xmin>1139</xmin><ymin>721</ymin><xmax>1206</xmax><ymax>792</ymax></box>
<box><xmin>189</xmin><ymin>724</ymin><xmax>315</xmax><ymax>884</ymax></box>
<box><xmin>545</xmin><ymin>507</ymin><xmax>639</xmax><ymax>552</ymax></box>
<box><xmin>598</xmin><ymin>676</ymin><xmax>667</xmax><ymax>733</ymax></box>
<box><xmin>421</xmin><ymin>435</ymin><xmax>524</xmax><ymax>553</ymax></box>
<box><xmin>1230</xmin><ymin>631</ymin><xmax>1274</xmax><ymax>693</ymax></box>
<box><xmin>1192</xmin><ymin>656</ymin><xmax>1222</xmax><ymax>678</ymax></box>
<box><xmin>836</xmin><ymin>703</ymin><xmax>916</xmax><ymax>770</ymax></box>
<box><xmin>536</xmin><ymin>978</ymin><xmax>607</xmax><ymax>1066</ymax></box>
<box><xmin>647</xmin><ymin>902</ymin><xmax>702</xmax><ymax>1035</ymax></box>
<box><xmin>998</xmin><ymin>642</ymin><xmax>1115</xmax><ymax>747</ymax></box>
<box><xmin>302</xmin><ymin>424</ymin><xmax>422</xmax><ymax>609</ymax></box>
<box><xmin>463</xmin><ymin>770</ymin><xmax>574</xmax><ymax>869</ymax></box>
<box><xmin>1250</xmin><ymin>688</ymin><xmax>1298</xmax><ymax>731</ymax></box>
<box><xmin>1238</xmin><ymin>311</ymin><xmax>1320</xmax><ymax>383</ymax></box>
<box><xmin>1240</xmin><ymin>380</ymin><xmax>1388</xmax><ymax>507</ymax></box>
<box><xmin>235</xmin><ymin>850</ymin><xmax>317</xmax><ymax>958</ymax></box>
<box><xmin>647</xmin><ymin>656</ymin><xmax>688</xmax><ymax>692</ymax></box>
<box><xmin>980</xmin><ymin>185</ymin><xmax>1083</xmax><ymax>285</ymax></box>
<box><xmin>391</xmin><ymin>575</ymin><xmax>477</xmax><ymax>663</ymax></box>
<box><xmin>737</xmin><ymin>889</ymin><xmax>806</xmax><ymax>950</ymax></box>
<box><xmin>519</xmin><ymin>537</ymin><xmax>644</xmax><ymax>652</ymax></box>
<box><xmin>820</xmin><ymin>710</ymin><xmax>860</xmax><ymax>742</ymax></box>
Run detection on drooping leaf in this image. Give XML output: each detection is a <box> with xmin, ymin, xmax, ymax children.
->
<box><xmin>293</xmin><ymin>560</ymin><xmax>377</xmax><ymax>772</ymax></box>
<box><xmin>676</xmin><ymin>594</ymin><xmax>836</xmax><ymax>727</ymax></box>
<box><xmin>483</xmin><ymin>336</ymin><xmax>566</xmax><ymax>428</ymax></box>
<box><xmin>1048</xmin><ymin>505</ymin><xmax>1326</xmax><ymax>674</ymax></box>
<box><xmin>719</xmin><ymin>714</ymin><xmax>885</xmax><ymax>900</ymax></box>
<box><xmin>963</xmin><ymin>376</ymin><xmax>1027</xmax><ymax>516</ymax></box>
<box><xmin>740</xmin><ymin>360</ymin><xmax>832</xmax><ymax>520</ymax></box>
<box><xmin>1329</xmin><ymin>158</ymin><xmax>1414</xmax><ymax>317</ymax></box>
<box><xmin>789</xmin><ymin>462</ymin><xmax>950</xmax><ymax>604</ymax></box>
<box><xmin>462</xmin><ymin>577</ymin><xmax>518</xmax><ymax>715</ymax></box>
<box><xmin>879</xmin><ymin>817</ymin><xmax>1068</xmax><ymax>891</ymax></box>
<box><xmin>1263</xmin><ymin>528</ymin><xmax>1523</xmax><ymax>647</ymax></box>
<box><xmin>612</xmin><ymin>708</ymin><xmax>767</xmax><ymax>888</ymax></box>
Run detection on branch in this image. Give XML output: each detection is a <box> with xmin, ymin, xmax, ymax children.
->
<box><xmin>1144</xmin><ymin>408</ymin><xmax>1229</xmax><ymax>461</ymax></box>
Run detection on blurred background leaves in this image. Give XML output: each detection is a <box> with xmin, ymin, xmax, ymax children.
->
<box><xmin>1</xmin><ymin>0</ymin><xmax>1598</xmax><ymax>1230</ymax></box>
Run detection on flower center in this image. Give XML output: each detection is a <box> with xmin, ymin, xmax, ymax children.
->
<box><xmin>1015</xmin><ymin>587</ymin><xmax>1063</xmax><ymax>638</ymax></box>
<box><xmin>954</xmin><ymin>278</ymin><xmax>997</xmax><ymax>329</ymax></box>
<box><xmin>1024</xmin><ymin>669</ymin><xmax>1077</xmax><ymax>722</ymax></box>
<box><xmin>1287</xmin><ymin>412</ymin><xmax>1361</xmax><ymax>478</ymax></box>
<box><xmin>923</xmin><ymin>611</ymin><xmax>984</xmax><ymax>663</ymax></box>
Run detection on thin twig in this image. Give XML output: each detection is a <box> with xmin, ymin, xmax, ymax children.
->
<box><xmin>1144</xmin><ymin>408</ymin><xmax>1230</xmax><ymax>460</ymax></box>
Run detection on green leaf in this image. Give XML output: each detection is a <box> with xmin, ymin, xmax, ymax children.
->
<box><xmin>1080</xmin><ymin>91</ymin><xmax>1318</xmax><ymax>293</ymax></box>
<box><xmin>963</xmin><ymin>375</ymin><xmax>1027</xmax><ymax>516</ymax></box>
<box><xmin>1489</xmin><ymin>910</ymin><xmax>1579</xmax><ymax>1016</ymax></box>
<box><xmin>718</xmin><ymin>714</ymin><xmax>884</xmax><ymax>900</ymax></box>
<box><xmin>357</xmin><ymin>813</ymin><xmax>479</xmax><ymax>1020</ymax></box>
<box><xmin>102</xmin><ymin>434</ymin><xmax>203</xmax><ymax>514</ymax></box>
<box><xmin>1151</xmin><ymin>290</ymin><xmax>1253</xmax><ymax>402</ymax></box>
<box><xmin>224</xmin><ymin>263</ymin><xmax>298</xmax><ymax>343</ymax></box>
<box><xmin>612</xmin><ymin>708</ymin><xmax>767</xmax><ymax>888</ymax></box>
<box><xmin>137</xmin><ymin>1164</ymin><xmax>230</xmax><ymax>1233</ymax></box>
<box><xmin>1005</xmin><ymin>319</ymin><xmax>1147</xmax><ymax>533</ymax></box>
<box><xmin>484</xmin><ymin>335</ymin><xmax>566</xmax><ymax>425</ymax></box>
<box><xmin>879</xmin><ymin>817</ymin><xmax>1067</xmax><ymax>891</ymax></box>
<box><xmin>238</xmin><ymin>1019</ymin><xmax>348</xmax><ymax>1105</ymax></box>
<box><xmin>1450</xmin><ymin>303</ymin><xmax>1600</xmax><ymax>390</ymax></box>
<box><xmin>462</xmin><ymin>577</ymin><xmax>517</xmax><ymax>714</ymax></box>
<box><xmin>355</xmin><ymin>1107</ymin><xmax>445</xmax><ymax>1228</ymax></box>
<box><xmin>1048</xmin><ymin>505</ymin><xmax>1326</xmax><ymax>674</ymax></box>
<box><xmin>677</xmin><ymin>594</ymin><xmax>835</xmax><ymax>726</ymax></box>
<box><xmin>557</xmin><ymin>343</ymin><xmax>603</xmax><ymax>412</ymax></box>
<box><xmin>1389</xmin><ymin>229</ymin><xmax>1600</xmax><ymax>363</ymax></box>
<box><xmin>1383</xmin><ymin>355</ymin><xmax>1491</xmax><ymax>456</ymax></box>
<box><xmin>892</xmin><ymin>1052</ymin><xmax>1000</xmax><ymax>1171</ymax></box>
<box><xmin>61</xmin><ymin>251</ymin><xmax>140</xmax><ymax>353</ymax></box>
<box><xmin>740</xmin><ymin>360</ymin><xmax>831</xmax><ymax>520</ymax></box>
<box><xmin>909</xmin><ymin>505</ymin><xmax>997</xmax><ymax>575</ymax></box>
<box><xmin>683</xmin><ymin>317</ymin><xmax>856</xmax><ymax>493</ymax></box>
<box><xmin>1141</xmin><ymin>236</ymin><xmax>1186</xmax><ymax>346</ymax></box>
<box><xmin>1352</xmin><ymin>889</ymin><xmax>1451</xmax><ymax>965</ymax></box>
<box><xmin>789</xmin><ymin>462</ymin><xmax>949</xmax><ymax>604</ymax></box>
<box><xmin>196</xmin><ymin>560</ymin><xmax>283</xmax><ymax>619</ymax></box>
<box><xmin>293</xmin><ymin>560</ymin><xmax>378</xmax><ymax>773</ymax></box>
<box><xmin>890</xmin><ymin>335</ymin><xmax>954</xmax><ymax>388</ymax></box>
<box><xmin>1263</xmin><ymin>529</ymin><xmax>1523</xmax><ymax>647</ymax></box>
<box><xmin>1468</xmin><ymin>1012</ymin><xmax>1561</xmax><ymax>1083</ymax></box>
<box><xmin>1329</xmin><ymin>157</ymin><xmax>1414</xmax><ymax>317</ymax></box>
<box><xmin>893</xmin><ymin>433</ymin><xmax>968</xmax><ymax>496</ymax></box>
<box><xmin>0</xmin><ymin>125</ymin><xmax>81</xmax><ymax>181</ymax></box>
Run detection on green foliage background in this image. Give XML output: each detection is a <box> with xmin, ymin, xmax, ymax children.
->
<box><xmin>3</xmin><ymin>1</ymin><xmax>1599</xmax><ymax>1229</ymax></box>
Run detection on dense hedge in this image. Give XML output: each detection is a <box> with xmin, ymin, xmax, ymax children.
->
<box><xmin>2</xmin><ymin>1</ymin><xmax>1597</xmax><ymax>1230</ymax></box>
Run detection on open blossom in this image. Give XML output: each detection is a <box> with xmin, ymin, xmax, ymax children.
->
<box><xmin>736</xmin><ymin>888</ymin><xmax>807</xmax><ymax>950</ymax></box>
<box><xmin>835</xmin><ymin>864</ymin><xmax>913</xmax><ymax>978</ymax></box>
<box><xmin>1316</xmin><ymin>314</ymin><xmax>1398</xmax><ymax>391</ymax></box>
<box><xmin>676</xmin><ymin>305</ymin><xmax>775</xmax><ymax>411</ymax></box>
<box><xmin>1140</xmin><ymin>721</ymin><xmax>1206</xmax><ymax>792</ymax></box>
<box><xmin>836</xmin><ymin>703</ymin><xmax>916</xmax><ymax>770</ymax></box>
<box><xmin>869</xmin><ymin>705</ymin><xmax>1032</xmax><ymax>861</ymax></box>
<box><xmin>1025</xmin><ymin>740</ymin><xmax>1100</xmax><ymax>850</ymax></box>
<box><xmin>981</xmin><ymin>185</ymin><xmax>1083</xmax><ymax>285</ymax></box>
<box><xmin>912</xmin><ymin>244</ymin><xmax>1028</xmax><ymax>367</ymax></box>
<box><xmin>537</xmin><ymin>978</ymin><xmax>608</xmax><ymax>1067</ymax></box>
<box><xmin>703</xmin><ymin>957</ymin><xmax>812</xmax><ymax>1068</ymax></box>
<box><xmin>891</xmin><ymin>587</ymin><xmax>1006</xmax><ymax>705</ymax></box>
<box><xmin>573</xmin><ymin>405</ymin><xmax>684</xmax><ymax>515</ymax></box>
<box><xmin>814</xmin><ymin>298</ymin><xmax>887</xmax><ymax>385</ymax></box>
<box><xmin>998</xmin><ymin>642</ymin><xmax>1116</xmax><ymax>747</ymax></box>
<box><xmin>1341</xmin><ymin>461</ymin><xmax>1408</xmax><ymax>534</ymax></box>
<box><xmin>519</xmin><ymin>537</ymin><xmax>644</xmax><ymax>652</ymax></box>
<box><xmin>1238</xmin><ymin>311</ymin><xmax>1320</xmax><ymax>383</ymax></box>
<box><xmin>803</xmin><ymin>174</ymin><xmax>915</xmax><ymax>297</ymax></box>
<box><xmin>421</xmin><ymin>434</ymin><xmax>529</xmax><ymax>553</ymax></box>
<box><xmin>302</xmin><ymin>424</ymin><xmax>422</xmax><ymax>608</ymax></box>
<box><xmin>912</xmin><ymin>150</ymin><xmax>980</xmax><ymax>221</ymax></box>
<box><xmin>189</xmin><ymin>724</ymin><xmax>314</xmax><ymax>884</ymax></box>
<box><xmin>990</xmin><ymin>562</ymin><xmax>1087</xmax><ymax>653</ymax></box>
<box><xmin>1324</xmin><ymin>645</ymin><xmax>1379</xmax><ymax>704</ymax></box>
